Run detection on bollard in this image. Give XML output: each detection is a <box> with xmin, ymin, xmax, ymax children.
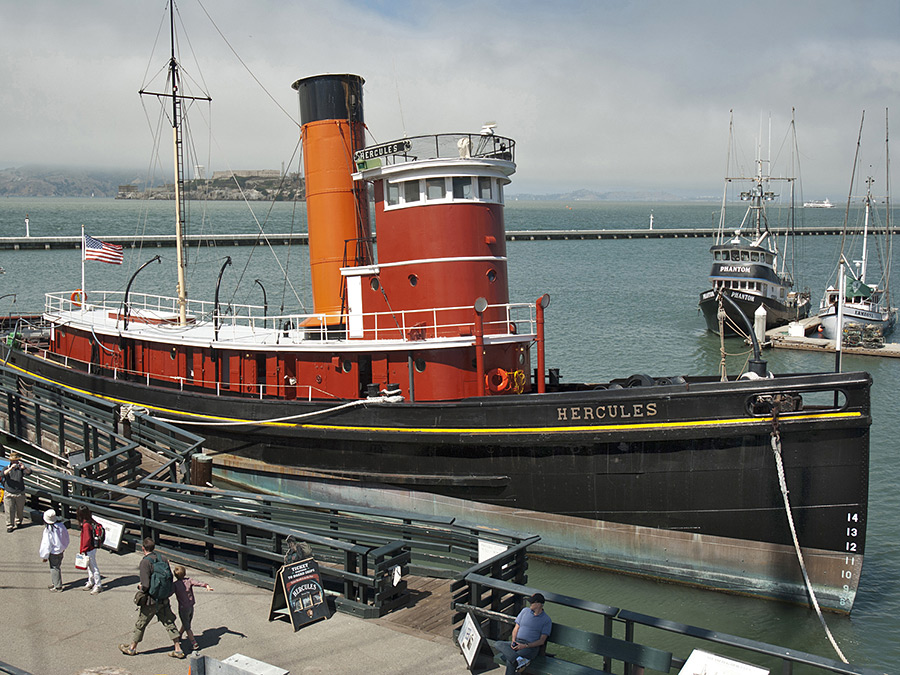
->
<box><xmin>754</xmin><ymin>305</ymin><xmax>767</xmax><ymax>346</ymax></box>
<box><xmin>191</xmin><ymin>453</ymin><xmax>213</xmax><ymax>486</ymax></box>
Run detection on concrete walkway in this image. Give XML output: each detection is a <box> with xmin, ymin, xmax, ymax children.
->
<box><xmin>0</xmin><ymin>514</ymin><xmax>480</xmax><ymax>675</ymax></box>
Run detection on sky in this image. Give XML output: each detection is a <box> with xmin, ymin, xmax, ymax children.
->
<box><xmin>3</xmin><ymin>0</ymin><xmax>900</xmax><ymax>198</ymax></box>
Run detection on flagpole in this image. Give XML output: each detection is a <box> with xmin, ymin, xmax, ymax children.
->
<box><xmin>81</xmin><ymin>224</ymin><xmax>86</xmax><ymax>312</ymax></box>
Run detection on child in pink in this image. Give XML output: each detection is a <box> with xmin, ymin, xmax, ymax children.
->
<box><xmin>172</xmin><ymin>565</ymin><xmax>214</xmax><ymax>652</ymax></box>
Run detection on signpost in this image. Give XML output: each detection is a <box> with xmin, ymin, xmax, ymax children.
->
<box><xmin>269</xmin><ymin>557</ymin><xmax>332</xmax><ymax>631</ymax></box>
<box><xmin>457</xmin><ymin>612</ymin><xmax>486</xmax><ymax>670</ymax></box>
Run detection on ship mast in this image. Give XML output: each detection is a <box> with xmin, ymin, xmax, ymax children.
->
<box><xmin>139</xmin><ymin>1</ymin><xmax>210</xmax><ymax>326</ymax></box>
<box><xmin>169</xmin><ymin>4</ymin><xmax>188</xmax><ymax>325</ymax></box>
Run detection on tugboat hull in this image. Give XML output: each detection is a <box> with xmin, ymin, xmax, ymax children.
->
<box><xmin>6</xmin><ymin>350</ymin><xmax>869</xmax><ymax>612</ymax></box>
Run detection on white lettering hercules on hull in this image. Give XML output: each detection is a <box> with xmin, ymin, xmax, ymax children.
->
<box><xmin>557</xmin><ymin>402</ymin><xmax>658</xmax><ymax>421</ymax></box>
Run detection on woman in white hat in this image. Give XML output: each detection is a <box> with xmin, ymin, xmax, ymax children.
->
<box><xmin>39</xmin><ymin>509</ymin><xmax>70</xmax><ymax>592</ymax></box>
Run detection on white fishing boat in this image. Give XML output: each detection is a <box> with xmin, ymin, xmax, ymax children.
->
<box><xmin>818</xmin><ymin>112</ymin><xmax>897</xmax><ymax>344</ymax></box>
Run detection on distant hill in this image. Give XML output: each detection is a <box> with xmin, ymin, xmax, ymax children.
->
<box><xmin>1</xmin><ymin>166</ymin><xmax>706</xmax><ymax>202</ymax></box>
<box><xmin>0</xmin><ymin>166</ymin><xmax>142</xmax><ymax>198</ymax></box>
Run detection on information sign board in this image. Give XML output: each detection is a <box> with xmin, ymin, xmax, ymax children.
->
<box><xmin>269</xmin><ymin>557</ymin><xmax>332</xmax><ymax>631</ymax></box>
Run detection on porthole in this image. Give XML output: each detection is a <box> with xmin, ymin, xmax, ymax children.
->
<box><xmin>408</xmin><ymin>274</ymin><xmax>418</xmax><ymax>287</ymax></box>
<box><xmin>370</xmin><ymin>278</ymin><xmax>380</xmax><ymax>292</ymax></box>
<box><xmin>414</xmin><ymin>358</ymin><xmax>426</xmax><ymax>373</ymax></box>
<box><xmin>518</xmin><ymin>351</ymin><xmax>525</xmax><ymax>365</ymax></box>
<box><xmin>170</xmin><ymin>347</ymin><xmax>177</xmax><ymax>360</ymax></box>
<box><xmin>486</xmin><ymin>269</ymin><xmax>497</xmax><ymax>282</ymax></box>
<box><xmin>342</xmin><ymin>359</ymin><xmax>352</xmax><ymax>373</ymax></box>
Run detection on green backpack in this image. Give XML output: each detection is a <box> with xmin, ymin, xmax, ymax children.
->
<box><xmin>147</xmin><ymin>552</ymin><xmax>173</xmax><ymax>600</ymax></box>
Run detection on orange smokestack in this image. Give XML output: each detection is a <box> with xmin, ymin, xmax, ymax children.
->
<box><xmin>292</xmin><ymin>74</ymin><xmax>370</xmax><ymax>324</ymax></box>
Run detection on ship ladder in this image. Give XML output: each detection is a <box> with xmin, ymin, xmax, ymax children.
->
<box><xmin>769</xmin><ymin>406</ymin><xmax>848</xmax><ymax>663</ymax></box>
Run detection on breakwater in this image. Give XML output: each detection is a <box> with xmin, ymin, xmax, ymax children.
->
<box><xmin>0</xmin><ymin>226</ymin><xmax>860</xmax><ymax>250</ymax></box>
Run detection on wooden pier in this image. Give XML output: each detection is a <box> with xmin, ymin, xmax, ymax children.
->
<box><xmin>765</xmin><ymin>316</ymin><xmax>900</xmax><ymax>358</ymax></box>
<box><xmin>0</xmin><ymin>226</ymin><xmax>855</xmax><ymax>250</ymax></box>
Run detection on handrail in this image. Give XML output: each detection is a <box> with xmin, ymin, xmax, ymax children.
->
<box><xmin>452</xmin><ymin>575</ymin><xmax>886</xmax><ymax>675</ymax></box>
<box><xmin>44</xmin><ymin>291</ymin><xmax>536</xmax><ymax>345</ymax></box>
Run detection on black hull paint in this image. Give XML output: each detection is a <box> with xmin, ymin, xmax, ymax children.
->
<box><xmin>6</xmin><ymin>349</ymin><xmax>870</xmax><ymax>609</ymax></box>
<box><xmin>699</xmin><ymin>289</ymin><xmax>810</xmax><ymax>336</ymax></box>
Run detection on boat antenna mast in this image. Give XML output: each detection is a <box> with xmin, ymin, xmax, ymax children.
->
<box><xmin>139</xmin><ymin>1</ymin><xmax>211</xmax><ymax>326</ymax></box>
<box><xmin>884</xmin><ymin>108</ymin><xmax>892</xmax><ymax>307</ymax></box>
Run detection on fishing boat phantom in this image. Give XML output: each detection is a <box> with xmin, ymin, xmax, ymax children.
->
<box><xmin>819</xmin><ymin>114</ymin><xmax>897</xmax><ymax>344</ymax></box>
<box><xmin>699</xmin><ymin>115</ymin><xmax>811</xmax><ymax>336</ymax></box>
<box><xmin>1</xmin><ymin>8</ymin><xmax>871</xmax><ymax>613</ymax></box>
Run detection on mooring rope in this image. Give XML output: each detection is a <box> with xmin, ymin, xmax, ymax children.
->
<box><xmin>153</xmin><ymin>393</ymin><xmax>404</xmax><ymax>427</ymax></box>
<box><xmin>769</xmin><ymin>407</ymin><xmax>849</xmax><ymax>663</ymax></box>
<box><xmin>717</xmin><ymin>301</ymin><xmax>728</xmax><ymax>381</ymax></box>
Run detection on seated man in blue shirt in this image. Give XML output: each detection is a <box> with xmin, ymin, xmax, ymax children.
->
<box><xmin>495</xmin><ymin>593</ymin><xmax>552</xmax><ymax>673</ymax></box>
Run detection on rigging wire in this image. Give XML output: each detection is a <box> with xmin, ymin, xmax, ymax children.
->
<box><xmin>195</xmin><ymin>0</ymin><xmax>299</xmax><ymax>128</ymax></box>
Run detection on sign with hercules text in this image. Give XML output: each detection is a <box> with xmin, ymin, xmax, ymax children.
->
<box><xmin>269</xmin><ymin>557</ymin><xmax>332</xmax><ymax>631</ymax></box>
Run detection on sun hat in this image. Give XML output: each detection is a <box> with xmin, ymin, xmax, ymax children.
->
<box><xmin>8</xmin><ymin>451</ymin><xmax>20</xmax><ymax>461</ymax></box>
<box><xmin>43</xmin><ymin>509</ymin><xmax>58</xmax><ymax>524</ymax></box>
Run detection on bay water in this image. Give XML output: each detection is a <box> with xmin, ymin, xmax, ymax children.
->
<box><xmin>0</xmin><ymin>198</ymin><xmax>896</xmax><ymax>672</ymax></box>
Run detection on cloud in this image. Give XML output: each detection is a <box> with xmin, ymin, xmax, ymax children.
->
<box><xmin>3</xmin><ymin>0</ymin><xmax>900</xmax><ymax>198</ymax></box>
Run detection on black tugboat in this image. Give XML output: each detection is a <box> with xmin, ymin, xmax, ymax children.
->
<box><xmin>1</xmin><ymin>8</ymin><xmax>869</xmax><ymax>612</ymax></box>
<box><xmin>699</xmin><ymin>114</ymin><xmax>810</xmax><ymax>335</ymax></box>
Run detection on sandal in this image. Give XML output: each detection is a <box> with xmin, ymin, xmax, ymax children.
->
<box><xmin>119</xmin><ymin>644</ymin><xmax>137</xmax><ymax>656</ymax></box>
<box><xmin>169</xmin><ymin>650</ymin><xmax>186</xmax><ymax>659</ymax></box>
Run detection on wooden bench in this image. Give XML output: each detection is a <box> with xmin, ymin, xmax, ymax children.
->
<box><xmin>490</xmin><ymin>623</ymin><xmax>673</xmax><ymax>675</ymax></box>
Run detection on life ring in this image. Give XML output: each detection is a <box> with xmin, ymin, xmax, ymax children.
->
<box><xmin>485</xmin><ymin>368</ymin><xmax>511</xmax><ymax>394</ymax></box>
<box><xmin>70</xmin><ymin>289</ymin><xmax>85</xmax><ymax>307</ymax></box>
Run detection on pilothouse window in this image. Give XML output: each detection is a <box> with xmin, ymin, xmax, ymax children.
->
<box><xmin>426</xmin><ymin>178</ymin><xmax>445</xmax><ymax>200</ymax></box>
<box><xmin>404</xmin><ymin>181</ymin><xmax>420</xmax><ymax>203</ymax></box>
<box><xmin>453</xmin><ymin>177</ymin><xmax>472</xmax><ymax>199</ymax></box>
<box><xmin>387</xmin><ymin>182</ymin><xmax>400</xmax><ymax>206</ymax></box>
<box><xmin>478</xmin><ymin>177</ymin><xmax>492</xmax><ymax>200</ymax></box>
<box><xmin>383</xmin><ymin>174</ymin><xmax>504</xmax><ymax>210</ymax></box>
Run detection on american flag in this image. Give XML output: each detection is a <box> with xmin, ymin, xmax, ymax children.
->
<box><xmin>83</xmin><ymin>234</ymin><xmax>123</xmax><ymax>265</ymax></box>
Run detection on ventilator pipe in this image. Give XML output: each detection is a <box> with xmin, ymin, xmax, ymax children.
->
<box><xmin>214</xmin><ymin>256</ymin><xmax>233</xmax><ymax>340</ymax></box>
<box><xmin>122</xmin><ymin>256</ymin><xmax>161</xmax><ymax>330</ymax></box>
<box><xmin>535</xmin><ymin>294</ymin><xmax>550</xmax><ymax>393</ymax></box>
<box><xmin>720</xmin><ymin>292</ymin><xmax>767</xmax><ymax>376</ymax></box>
<box><xmin>474</xmin><ymin>297</ymin><xmax>487</xmax><ymax>396</ymax></box>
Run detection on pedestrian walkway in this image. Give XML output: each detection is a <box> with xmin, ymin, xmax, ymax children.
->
<box><xmin>0</xmin><ymin>513</ymin><xmax>478</xmax><ymax>675</ymax></box>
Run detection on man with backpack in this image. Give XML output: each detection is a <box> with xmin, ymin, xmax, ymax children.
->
<box><xmin>119</xmin><ymin>538</ymin><xmax>185</xmax><ymax>659</ymax></box>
